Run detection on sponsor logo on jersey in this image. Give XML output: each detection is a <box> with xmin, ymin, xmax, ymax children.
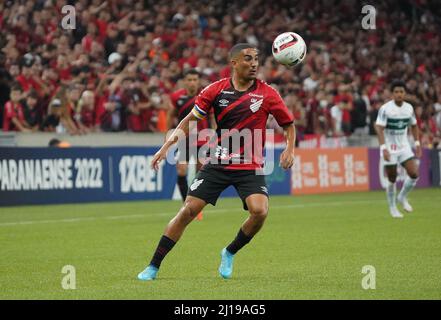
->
<box><xmin>386</xmin><ymin>118</ymin><xmax>410</xmax><ymax>130</ymax></box>
<box><xmin>250</xmin><ymin>99</ymin><xmax>263</xmax><ymax>113</ymax></box>
<box><xmin>249</xmin><ymin>93</ymin><xmax>263</xmax><ymax>98</ymax></box>
<box><xmin>221</xmin><ymin>90</ymin><xmax>235</xmax><ymax>94</ymax></box>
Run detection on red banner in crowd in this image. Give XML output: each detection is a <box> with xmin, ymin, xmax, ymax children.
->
<box><xmin>291</xmin><ymin>147</ymin><xmax>370</xmax><ymax>194</ymax></box>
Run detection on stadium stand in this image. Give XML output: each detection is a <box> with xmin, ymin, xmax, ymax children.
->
<box><xmin>1</xmin><ymin>0</ymin><xmax>440</xmax><ymax>148</ymax></box>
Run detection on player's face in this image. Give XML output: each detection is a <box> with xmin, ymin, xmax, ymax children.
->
<box><xmin>392</xmin><ymin>87</ymin><xmax>405</xmax><ymax>104</ymax></box>
<box><xmin>232</xmin><ymin>48</ymin><xmax>259</xmax><ymax>81</ymax></box>
<box><xmin>183</xmin><ymin>74</ymin><xmax>200</xmax><ymax>94</ymax></box>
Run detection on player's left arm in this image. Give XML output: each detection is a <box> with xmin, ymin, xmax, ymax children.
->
<box><xmin>266</xmin><ymin>87</ymin><xmax>296</xmax><ymax>169</ymax></box>
<box><xmin>410</xmin><ymin>124</ymin><xmax>422</xmax><ymax>158</ymax></box>
<box><xmin>280</xmin><ymin>123</ymin><xmax>296</xmax><ymax>169</ymax></box>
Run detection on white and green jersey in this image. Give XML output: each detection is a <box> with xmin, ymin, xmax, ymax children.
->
<box><xmin>375</xmin><ymin>100</ymin><xmax>416</xmax><ymax>153</ymax></box>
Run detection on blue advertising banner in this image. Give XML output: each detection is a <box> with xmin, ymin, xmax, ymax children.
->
<box><xmin>0</xmin><ymin>147</ymin><xmax>291</xmax><ymax>206</ymax></box>
<box><xmin>0</xmin><ymin>147</ymin><xmax>176</xmax><ymax>206</ymax></box>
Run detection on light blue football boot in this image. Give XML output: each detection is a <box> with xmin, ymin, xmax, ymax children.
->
<box><xmin>218</xmin><ymin>248</ymin><xmax>234</xmax><ymax>279</ymax></box>
<box><xmin>137</xmin><ymin>265</ymin><xmax>159</xmax><ymax>281</ymax></box>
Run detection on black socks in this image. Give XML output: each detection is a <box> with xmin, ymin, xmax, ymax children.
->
<box><xmin>226</xmin><ymin>228</ymin><xmax>253</xmax><ymax>255</ymax></box>
<box><xmin>149</xmin><ymin>229</ymin><xmax>253</xmax><ymax>269</ymax></box>
<box><xmin>150</xmin><ymin>235</ymin><xmax>176</xmax><ymax>268</ymax></box>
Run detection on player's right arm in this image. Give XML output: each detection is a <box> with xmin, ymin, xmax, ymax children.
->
<box><xmin>151</xmin><ymin>112</ymin><xmax>200</xmax><ymax>170</ymax></box>
<box><xmin>374</xmin><ymin>105</ymin><xmax>390</xmax><ymax>161</ymax></box>
<box><xmin>208</xmin><ymin>111</ymin><xmax>217</xmax><ymax>130</ymax></box>
<box><xmin>151</xmin><ymin>81</ymin><xmax>218</xmax><ymax>170</ymax></box>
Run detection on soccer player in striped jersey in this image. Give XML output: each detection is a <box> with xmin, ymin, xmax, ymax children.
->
<box><xmin>375</xmin><ymin>80</ymin><xmax>422</xmax><ymax>218</ymax></box>
<box><xmin>137</xmin><ymin>43</ymin><xmax>296</xmax><ymax>281</ymax></box>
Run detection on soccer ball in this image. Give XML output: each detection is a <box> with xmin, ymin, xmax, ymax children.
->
<box><xmin>272</xmin><ymin>32</ymin><xmax>307</xmax><ymax>67</ymax></box>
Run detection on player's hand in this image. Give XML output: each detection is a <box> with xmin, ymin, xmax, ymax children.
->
<box><xmin>383</xmin><ymin>149</ymin><xmax>391</xmax><ymax>162</ymax></box>
<box><xmin>151</xmin><ymin>149</ymin><xmax>167</xmax><ymax>171</ymax></box>
<box><xmin>415</xmin><ymin>145</ymin><xmax>422</xmax><ymax>158</ymax></box>
<box><xmin>279</xmin><ymin>149</ymin><xmax>294</xmax><ymax>170</ymax></box>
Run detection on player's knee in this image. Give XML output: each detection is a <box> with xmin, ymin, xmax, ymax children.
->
<box><xmin>175</xmin><ymin>204</ymin><xmax>194</xmax><ymax>222</ymax></box>
<box><xmin>182</xmin><ymin>199</ymin><xmax>202</xmax><ymax>219</ymax></box>
<box><xmin>249</xmin><ymin>206</ymin><xmax>268</xmax><ymax>221</ymax></box>
<box><xmin>408</xmin><ymin>172</ymin><xmax>419</xmax><ymax>179</ymax></box>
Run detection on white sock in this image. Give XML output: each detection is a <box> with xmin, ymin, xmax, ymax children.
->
<box><xmin>398</xmin><ymin>177</ymin><xmax>418</xmax><ymax>200</ymax></box>
<box><xmin>386</xmin><ymin>181</ymin><xmax>397</xmax><ymax>209</ymax></box>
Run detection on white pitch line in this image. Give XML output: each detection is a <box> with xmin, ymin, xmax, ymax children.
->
<box><xmin>0</xmin><ymin>199</ymin><xmax>378</xmax><ymax>227</ymax></box>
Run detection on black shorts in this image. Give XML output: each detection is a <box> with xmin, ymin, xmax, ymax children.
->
<box><xmin>187</xmin><ymin>165</ymin><xmax>268</xmax><ymax>210</ymax></box>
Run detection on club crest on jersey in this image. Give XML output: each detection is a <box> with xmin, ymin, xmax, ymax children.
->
<box><xmin>190</xmin><ymin>179</ymin><xmax>204</xmax><ymax>191</ymax></box>
<box><xmin>219</xmin><ymin>99</ymin><xmax>229</xmax><ymax>107</ymax></box>
<box><xmin>250</xmin><ymin>98</ymin><xmax>263</xmax><ymax>113</ymax></box>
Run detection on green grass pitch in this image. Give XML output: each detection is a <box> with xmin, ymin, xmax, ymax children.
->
<box><xmin>1</xmin><ymin>189</ymin><xmax>440</xmax><ymax>299</ymax></box>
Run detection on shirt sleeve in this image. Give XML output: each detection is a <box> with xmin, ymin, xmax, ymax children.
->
<box><xmin>266</xmin><ymin>87</ymin><xmax>294</xmax><ymax>127</ymax></box>
<box><xmin>375</xmin><ymin>105</ymin><xmax>387</xmax><ymax>126</ymax></box>
<box><xmin>192</xmin><ymin>83</ymin><xmax>218</xmax><ymax>120</ymax></box>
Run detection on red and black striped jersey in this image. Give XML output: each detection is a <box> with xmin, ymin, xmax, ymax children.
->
<box><xmin>192</xmin><ymin>78</ymin><xmax>294</xmax><ymax>170</ymax></box>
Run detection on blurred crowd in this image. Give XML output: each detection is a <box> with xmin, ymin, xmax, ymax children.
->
<box><xmin>1</xmin><ymin>0</ymin><xmax>441</xmax><ymax>148</ymax></box>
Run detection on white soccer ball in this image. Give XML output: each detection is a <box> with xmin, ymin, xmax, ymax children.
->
<box><xmin>272</xmin><ymin>32</ymin><xmax>307</xmax><ymax>67</ymax></box>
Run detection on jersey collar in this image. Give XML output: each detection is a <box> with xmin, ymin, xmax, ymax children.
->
<box><xmin>229</xmin><ymin>78</ymin><xmax>257</xmax><ymax>96</ymax></box>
